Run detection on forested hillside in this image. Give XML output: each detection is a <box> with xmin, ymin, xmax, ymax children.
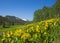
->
<box><xmin>33</xmin><ymin>0</ymin><xmax>60</xmax><ymax>22</ymax></box>
<box><xmin>0</xmin><ymin>15</ymin><xmax>29</xmax><ymax>28</ymax></box>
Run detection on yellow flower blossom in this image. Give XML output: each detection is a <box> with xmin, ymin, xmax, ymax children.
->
<box><xmin>44</xmin><ymin>22</ymin><xmax>48</xmax><ymax>30</ymax></box>
<box><xmin>14</xmin><ymin>29</ymin><xmax>23</xmax><ymax>36</ymax></box>
<box><xmin>1</xmin><ymin>38</ymin><xmax>5</xmax><ymax>41</ymax></box>
<box><xmin>21</xmin><ymin>33</ymin><xmax>31</xmax><ymax>40</ymax></box>
<box><xmin>36</xmin><ymin>25</ymin><xmax>40</xmax><ymax>33</ymax></box>
<box><xmin>7</xmin><ymin>33</ymin><xmax>10</xmax><ymax>38</ymax></box>
<box><xmin>10</xmin><ymin>31</ymin><xmax>13</xmax><ymax>35</ymax></box>
<box><xmin>44</xmin><ymin>32</ymin><xmax>47</xmax><ymax>35</ymax></box>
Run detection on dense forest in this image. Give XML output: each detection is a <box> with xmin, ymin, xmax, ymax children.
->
<box><xmin>33</xmin><ymin>0</ymin><xmax>60</xmax><ymax>22</ymax></box>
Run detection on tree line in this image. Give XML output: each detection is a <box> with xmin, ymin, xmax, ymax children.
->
<box><xmin>33</xmin><ymin>0</ymin><xmax>60</xmax><ymax>22</ymax></box>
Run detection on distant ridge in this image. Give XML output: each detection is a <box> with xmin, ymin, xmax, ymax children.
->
<box><xmin>0</xmin><ymin>15</ymin><xmax>29</xmax><ymax>25</ymax></box>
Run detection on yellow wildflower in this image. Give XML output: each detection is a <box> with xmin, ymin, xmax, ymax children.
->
<box><xmin>14</xmin><ymin>29</ymin><xmax>23</xmax><ymax>36</ymax></box>
<box><xmin>36</xmin><ymin>25</ymin><xmax>40</xmax><ymax>33</ymax></box>
<box><xmin>21</xmin><ymin>33</ymin><xmax>31</xmax><ymax>40</ymax></box>
<box><xmin>7</xmin><ymin>33</ymin><xmax>10</xmax><ymax>38</ymax></box>
<box><xmin>44</xmin><ymin>22</ymin><xmax>48</xmax><ymax>30</ymax></box>
<box><xmin>44</xmin><ymin>32</ymin><xmax>47</xmax><ymax>35</ymax></box>
<box><xmin>1</xmin><ymin>38</ymin><xmax>5</xmax><ymax>41</ymax></box>
<box><xmin>10</xmin><ymin>31</ymin><xmax>13</xmax><ymax>35</ymax></box>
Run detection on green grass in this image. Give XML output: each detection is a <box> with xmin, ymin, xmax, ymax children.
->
<box><xmin>0</xmin><ymin>17</ymin><xmax>60</xmax><ymax>43</ymax></box>
<box><xmin>0</xmin><ymin>25</ymin><xmax>21</xmax><ymax>32</ymax></box>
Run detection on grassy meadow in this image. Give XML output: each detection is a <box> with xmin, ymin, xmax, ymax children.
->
<box><xmin>0</xmin><ymin>18</ymin><xmax>60</xmax><ymax>43</ymax></box>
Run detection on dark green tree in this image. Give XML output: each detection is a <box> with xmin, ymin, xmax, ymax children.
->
<box><xmin>53</xmin><ymin>0</ymin><xmax>60</xmax><ymax>17</ymax></box>
<box><xmin>33</xmin><ymin>6</ymin><xmax>49</xmax><ymax>22</ymax></box>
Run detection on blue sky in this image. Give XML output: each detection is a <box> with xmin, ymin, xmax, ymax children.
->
<box><xmin>0</xmin><ymin>0</ymin><xmax>56</xmax><ymax>21</ymax></box>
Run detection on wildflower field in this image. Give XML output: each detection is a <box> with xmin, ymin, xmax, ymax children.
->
<box><xmin>0</xmin><ymin>18</ymin><xmax>60</xmax><ymax>43</ymax></box>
